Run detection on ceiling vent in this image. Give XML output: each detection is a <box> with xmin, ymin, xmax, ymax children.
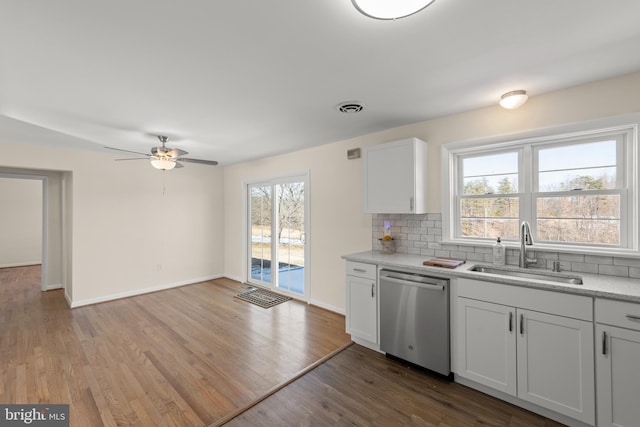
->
<box><xmin>337</xmin><ymin>101</ymin><xmax>365</xmax><ymax>113</ymax></box>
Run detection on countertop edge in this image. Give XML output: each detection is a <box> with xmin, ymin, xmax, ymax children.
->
<box><xmin>343</xmin><ymin>251</ymin><xmax>640</xmax><ymax>304</ymax></box>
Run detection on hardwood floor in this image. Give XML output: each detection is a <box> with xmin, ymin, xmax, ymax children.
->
<box><xmin>0</xmin><ymin>266</ymin><xmax>350</xmax><ymax>426</ymax></box>
<box><xmin>226</xmin><ymin>344</ymin><xmax>566</xmax><ymax>427</ymax></box>
<box><xmin>1</xmin><ymin>266</ymin><xmax>566</xmax><ymax>426</ymax></box>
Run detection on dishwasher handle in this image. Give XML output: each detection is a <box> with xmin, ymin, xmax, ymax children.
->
<box><xmin>382</xmin><ymin>275</ymin><xmax>445</xmax><ymax>291</ymax></box>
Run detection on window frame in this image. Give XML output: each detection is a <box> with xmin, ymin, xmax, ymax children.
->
<box><xmin>442</xmin><ymin>116</ymin><xmax>639</xmax><ymax>256</ymax></box>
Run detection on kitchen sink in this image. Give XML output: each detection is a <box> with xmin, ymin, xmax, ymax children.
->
<box><xmin>469</xmin><ymin>265</ymin><xmax>583</xmax><ymax>285</ymax></box>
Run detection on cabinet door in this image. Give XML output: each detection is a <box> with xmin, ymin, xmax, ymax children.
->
<box><xmin>363</xmin><ymin>139</ymin><xmax>424</xmax><ymax>214</ymax></box>
<box><xmin>457</xmin><ymin>298</ymin><xmax>517</xmax><ymax>395</ymax></box>
<box><xmin>596</xmin><ymin>324</ymin><xmax>640</xmax><ymax>427</ymax></box>
<box><xmin>517</xmin><ymin>309</ymin><xmax>595</xmax><ymax>424</ymax></box>
<box><xmin>346</xmin><ymin>275</ymin><xmax>377</xmax><ymax>343</ymax></box>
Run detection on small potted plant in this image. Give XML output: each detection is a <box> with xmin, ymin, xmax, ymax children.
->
<box><xmin>378</xmin><ymin>221</ymin><xmax>394</xmax><ymax>254</ymax></box>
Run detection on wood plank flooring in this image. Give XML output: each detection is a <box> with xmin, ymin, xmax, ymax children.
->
<box><xmin>1</xmin><ymin>266</ymin><xmax>566</xmax><ymax>426</ymax></box>
<box><xmin>0</xmin><ymin>266</ymin><xmax>350</xmax><ymax>426</ymax></box>
<box><xmin>226</xmin><ymin>344</ymin><xmax>566</xmax><ymax>427</ymax></box>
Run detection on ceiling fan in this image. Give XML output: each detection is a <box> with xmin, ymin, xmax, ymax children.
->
<box><xmin>105</xmin><ymin>135</ymin><xmax>218</xmax><ymax>170</ymax></box>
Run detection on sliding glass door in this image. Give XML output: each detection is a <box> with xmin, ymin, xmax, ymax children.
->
<box><xmin>248</xmin><ymin>175</ymin><xmax>307</xmax><ymax>296</ymax></box>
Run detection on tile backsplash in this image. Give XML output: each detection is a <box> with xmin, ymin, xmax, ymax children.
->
<box><xmin>372</xmin><ymin>213</ymin><xmax>640</xmax><ymax>279</ymax></box>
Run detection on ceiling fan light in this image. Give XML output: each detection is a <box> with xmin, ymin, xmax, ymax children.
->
<box><xmin>151</xmin><ymin>158</ymin><xmax>176</xmax><ymax>170</ymax></box>
<box><xmin>351</xmin><ymin>0</ymin><xmax>436</xmax><ymax>20</ymax></box>
<box><xmin>499</xmin><ymin>90</ymin><xmax>528</xmax><ymax>110</ymax></box>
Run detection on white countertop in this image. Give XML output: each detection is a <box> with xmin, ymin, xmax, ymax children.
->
<box><xmin>343</xmin><ymin>250</ymin><xmax>640</xmax><ymax>303</ymax></box>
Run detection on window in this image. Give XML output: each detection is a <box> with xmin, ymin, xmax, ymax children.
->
<box><xmin>460</xmin><ymin>150</ymin><xmax>520</xmax><ymax>240</ymax></box>
<box><xmin>444</xmin><ymin>119</ymin><xmax>638</xmax><ymax>254</ymax></box>
<box><xmin>535</xmin><ymin>138</ymin><xmax>622</xmax><ymax>246</ymax></box>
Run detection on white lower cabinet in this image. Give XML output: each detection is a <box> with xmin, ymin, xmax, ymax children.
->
<box><xmin>516</xmin><ymin>308</ymin><xmax>594</xmax><ymax>422</ymax></box>
<box><xmin>596</xmin><ymin>299</ymin><xmax>640</xmax><ymax>427</ymax></box>
<box><xmin>456</xmin><ymin>278</ymin><xmax>595</xmax><ymax>425</ymax></box>
<box><xmin>457</xmin><ymin>298</ymin><xmax>517</xmax><ymax>394</ymax></box>
<box><xmin>345</xmin><ymin>261</ymin><xmax>378</xmax><ymax>348</ymax></box>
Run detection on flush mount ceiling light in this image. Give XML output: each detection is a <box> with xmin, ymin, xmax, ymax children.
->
<box><xmin>499</xmin><ymin>90</ymin><xmax>529</xmax><ymax>110</ymax></box>
<box><xmin>351</xmin><ymin>0</ymin><xmax>436</xmax><ymax>20</ymax></box>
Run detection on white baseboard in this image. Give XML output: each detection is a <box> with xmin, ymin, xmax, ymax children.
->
<box><xmin>0</xmin><ymin>262</ymin><xmax>42</xmax><ymax>269</ymax></box>
<box><xmin>69</xmin><ymin>274</ymin><xmax>224</xmax><ymax>308</ymax></box>
<box><xmin>44</xmin><ymin>283</ymin><xmax>63</xmax><ymax>291</ymax></box>
<box><xmin>64</xmin><ymin>290</ymin><xmax>72</xmax><ymax>308</ymax></box>
<box><xmin>308</xmin><ymin>298</ymin><xmax>345</xmax><ymax>315</ymax></box>
<box><xmin>223</xmin><ymin>273</ymin><xmax>243</xmax><ymax>283</ymax></box>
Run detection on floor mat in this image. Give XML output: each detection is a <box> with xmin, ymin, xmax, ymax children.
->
<box><xmin>235</xmin><ymin>288</ymin><xmax>291</xmax><ymax>308</ymax></box>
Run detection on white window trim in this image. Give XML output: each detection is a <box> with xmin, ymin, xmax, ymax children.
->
<box><xmin>441</xmin><ymin>114</ymin><xmax>640</xmax><ymax>257</ymax></box>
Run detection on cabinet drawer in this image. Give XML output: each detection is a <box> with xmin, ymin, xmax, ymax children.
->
<box><xmin>346</xmin><ymin>261</ymin><xmax>376</xmax><ymax>280</ymax></box>
<box><xmin>596</xmin><ymin>298</ymin><xmax>640</xmax><ymax>331</ymax></box>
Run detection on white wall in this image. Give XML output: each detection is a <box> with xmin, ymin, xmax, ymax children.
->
<box><xmin>223</xmin><ymin>71</ymin><xmax>640</xmax><ymax>313</ymax></box>
<box><xmin>0</xmin><ymin>140</ymin><xmax>225</xmax><ymax>306</ymax></box>
<box><xmin>0</xmin><ymin>177</ymin><xmax>42</xmax><ymax>267</ymax></box>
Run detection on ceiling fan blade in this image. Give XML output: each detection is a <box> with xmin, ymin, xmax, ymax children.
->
<box><xmin>105</xmin><ymin>146</ymin><xmax>150</xmax><ymax>157</ymax></box>
<box><xmin>174</xmin><ymin>161</ymin><xmax>184</xmax><ymax>169</ymax></box>
<box><xmin>178</xmin><ymin>157</ymin><xmax>219</xmax><ymax>166</ymax></box>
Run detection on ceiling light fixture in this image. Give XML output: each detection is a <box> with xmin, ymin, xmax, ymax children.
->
<box><xmin>337</xmin><ymin>101</ymin><xmax>365</xmax><ymax>113</ymax></box>
<box><xmin>351</xmin><ymin>0</ymin><xmax>436</xmax><ymax>20</ymax></box>
<box><xmin>499</xmin><ymin>90</ymin><xmax>528</xmax><ymax>110</ymax></box>
<box><xmin>150</xmin><ymin>157</ymin><xmax>176</xmax><ymax>170</ymax></box>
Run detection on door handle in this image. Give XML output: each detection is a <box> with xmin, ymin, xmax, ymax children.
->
<box><xmin>409</xmin><ymin>197</ymin><xmax>414</xmax><ymax>212</ymax></box>
<box><xmin>508</xmin><ymin>312</ymin><xmax>513</xmax><ymax>332</ymax></box>
<box><xmin>371</xmin><ymin>283</ymin><xmax>375</xmax><ymax>298</ymax></box>
<box><xmin>602</xmin><ymin>331</ymin><xmax>608</xmax><ymax>355</ymax></box>
<box><xmin>383</xmin><ymin>276</ymin><xmax>445</xmax><ymax>291</ymax></box>
<box><xmin>519</xmin><ymin>314</ymin><xmax>524</xmax><ymax>335</ymax></box>
<box><xmin>353</xmin><ymin>268</ymin><xmax>367</xmax><ymax>273</ymax></box>
<box><xmin>626</xmin><ymin>314</ymin><xmax>640</xmax><ymax>322</ymax></box>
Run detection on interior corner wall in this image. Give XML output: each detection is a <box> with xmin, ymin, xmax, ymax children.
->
<box><xmin>0</xmin><ymin>141</ymin><xmax>225</xmax><ymax>306</ymax></box>
<box><xmin>0</xmin><ymin>177</ymin><xmax>42</xmax><ymax>268</ymax></box>
<box><xmin>223</xmin><ymin>70</ymin><xmax>640</xmax><ymax>313</ymax></box>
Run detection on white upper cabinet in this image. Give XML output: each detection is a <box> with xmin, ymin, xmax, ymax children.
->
<box><xmin>362</xmin><ymin>138</ymin><xmax>427</xmax><ymax>213</ymax></box>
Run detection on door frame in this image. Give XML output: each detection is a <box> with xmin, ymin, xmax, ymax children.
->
<box><xmin>243</xmin><ymin>171</ymin><xmax>310</xmax><ymax>300</ymax></box>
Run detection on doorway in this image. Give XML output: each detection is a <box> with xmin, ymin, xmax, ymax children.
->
<box><xmin>247</xmin><ymin>174</ymin><xmax>308</xmax><ymax>297</ymax></box>
<box><xmin>0</xmin><ymin>175</ymin><xmax>46</xmax><ymax>291</ymax></box>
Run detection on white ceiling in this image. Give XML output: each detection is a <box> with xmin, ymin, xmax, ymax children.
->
<box><xmin>2</xmin><ymin>0</ymin><xmax>640</xmax><ymax>165</ymax></box>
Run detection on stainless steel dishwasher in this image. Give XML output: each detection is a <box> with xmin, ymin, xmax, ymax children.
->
<box><xmin>379</xmin><ymin>269</ymin><xmax>450</xmax><ymax>376</ymax></box>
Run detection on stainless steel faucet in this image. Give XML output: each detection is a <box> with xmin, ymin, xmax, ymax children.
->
<box><xmin>519</xmin><ymin>221</ymin><xmax>537</xmax><ymax>268</ymax></box>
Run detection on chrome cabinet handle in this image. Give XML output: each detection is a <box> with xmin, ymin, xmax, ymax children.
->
<box><xmin>626</xmin><ymin>314</ymin><xmax>640</xmax><ymax>322</ymax></box>
<box><xmin>353</xmin><ymin>268</ymin><xmax>367</xmax><ymax>273</ymax></box>
<box><xmin>410</xmin><ymin>197</ymin><xmax>414</xmax><ymax>212</ymax></box>
<box><xmin>602</xmin><ymin>331</ymin><xmax>608</xmax><ymax>355</ymax></box>
<box><xmin>519</xmin><ymin>314</ymin><xmax>524</xmax><ymax>335</ymax></box>
<box><xmin>509</xmin><ymin>312</ymin><xmax>513</xmax><ymax>332</ymax></box>
<box><xmin>371</xmin><ymin>283</ymin><xmax>375</xmax><ymax>298</ymax></box>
